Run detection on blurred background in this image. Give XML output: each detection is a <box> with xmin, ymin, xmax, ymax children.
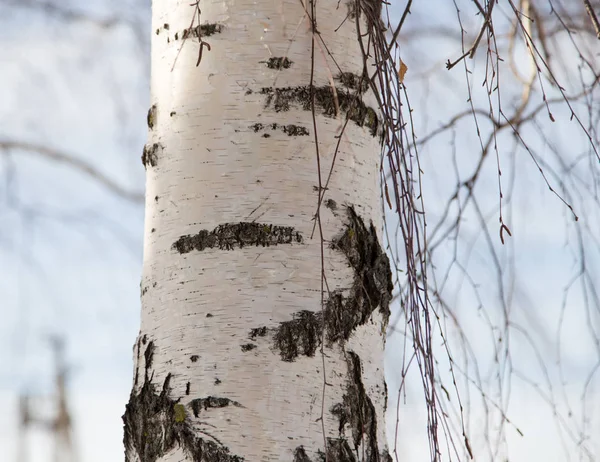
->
<box><xmin>1</xmin><ymin>1</ymin><xmax>147</xmax><ymax>461</ymax></box>
<box><xmin>1</xmin><ymin>0</ymin><xmax>599</xmax><ymax>461</ymax></box>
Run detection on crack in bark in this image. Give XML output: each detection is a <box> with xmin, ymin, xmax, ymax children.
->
<box><xmin>173</xmin><ymin>222</ymin><xmax>303</xmax><ymax>254</ymax></box>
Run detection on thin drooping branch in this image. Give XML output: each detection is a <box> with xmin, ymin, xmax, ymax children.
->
<box><xmin>0</xmin><ymin>140</ymin><xmax>144</xmax><ymax>203</ymax></box>
<box><xmin>582</xmin><ymin>0</ymin><xmax>600</xmax><ymax>39</ymax></box>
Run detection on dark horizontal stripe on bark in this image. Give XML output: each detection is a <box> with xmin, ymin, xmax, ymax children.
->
<box><xmin>259</xmin><ymin>86</ymin><xmax>379</xmax><ymax>137</ymax></box>
<box><xmin>173</xmin><ymin>222</ymin><xmax>303</xmax><ymax>254</ymax></box>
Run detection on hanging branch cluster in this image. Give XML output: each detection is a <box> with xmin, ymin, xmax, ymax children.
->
<box><xmin>351</xmin><ymin>0</ymin><xmax>600</xmax><ymax>461</ymax></box>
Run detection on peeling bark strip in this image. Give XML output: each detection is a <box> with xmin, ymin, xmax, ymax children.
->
<box><xmin>123</xmin><ymin>340</ymin><xmax>244</xmax><ymax>462</ymax></box>
<box><xmin>142</xmin><ymin>143</ymin><xmax>162</xmax><ymax>168</ymax></box>
<box><xmin>267</xmin><ymin>206</ymin><xmax>392</xmax><ymax>361</ymax></box>
<box><xmin>260</xmin><ymin>86</ymin><xmax>379</xmax><ymax>136</ymax></box>
<box><xmin>173</xmin><ymin>223</ymin><xmax>303</xmax><ymax>254</ymax></box>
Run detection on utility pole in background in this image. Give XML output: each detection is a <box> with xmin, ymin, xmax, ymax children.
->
<box><xmin>17</xmin><ymin>337</ymin><xmax>76</xmax><ymax>462</ymax></box>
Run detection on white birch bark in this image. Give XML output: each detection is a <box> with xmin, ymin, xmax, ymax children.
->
<box><xmin>124</xmin><ymin>0</ymin><xmax>392</xmax><ymax>460</ymax></box>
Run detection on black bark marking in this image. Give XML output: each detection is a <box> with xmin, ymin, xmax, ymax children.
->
<box><xmin>250</xmin><ymin>122</ymin><xmax>309</xmax><ymax>137</ymax></box>
<box><xmin>144</xmin><ymin>341</ymin><xmax>155</xmax><ymax>375</ymax></box>
<box><xmin>273</xmin><ymin>311</ymin><xmax>321</xmax><ymax>362</ymax></box>
<box><xmin>259</xmin><ymin>86</ymin><xmax>379</xmax><ymax>136</ymax></box>
<box><xmin>190</xmin><ymin>355</ymin><xmax>199</xmax><ymax>363</ymax></box>
<box><xmin>324</xmin><ymin>206</ymin><xmax>393</xmax><ymax>343</ymax></box>
<box><xmin>324</xmin><ymin>438</ymin><xmax>356</xmax><ymax>461</ymax></box>
<box><xmin>240</xmin><ymin>343</ymin><xmax>256</xmax><ymax>352</ymax></box>
<box><xmin>283</xmin><ymin>124</ymin><xmax>309</xmax><ymax>136</ymax></box>
<box><xmin>141</xmin><ymin>143</ymin><xmax>162</xmax><ymax>168</ymax></box>
<box><xmin>123</xmin><ymin>341</ymin><xmax>244</xmax><ymax>462</ymax></box>
<box><xmin>263</xmin><ymin>57</ymin><xmax>293</xmax><ymax>69</ymax></box>
<box><xmin>293</xmin><ymin>446</ymin><xmax>313</xmax><ymax>462</ymax></box>
<box><xmin>186</xmin><ymin>382</ymin><xmax>191</xmax><ymax>395</ymax></box>
<box><xmin>123</xmin><ymin>372</ymin><xmax>181</xmax><ymax>462</ymax></box>
<box><xmin>336</xmin><ymin>72</ymin><xmax>369</xmax><ymax>92</ymax></box>
<box><xmin>190</xmin><ymin>397</ymin><xmax>242</xmax><ymax>418</ymax></box>
<box><xmin>325</xmin><ymin>198</ymin><xmax>337</xmax><ymax>211</ymax></box>
<box><xmin>173</xmin><ymin>223</ymin><xmax>303</xmax><ymax>254</ymax></box>
<box><xmin>249</xmin><ymin>326</ymin><xmax>267</xmax><ymax>339</ymax></box>
<box><xmin>147</xmin><ymin>104</ymin><xmax>157</xmax><ymax>130</ymax></box>
<box><xmin>330</xmin><ymin>352</ymin><xmax>380</xmax><ymax>461</ymax></box>
<box><xmin>293</xmin><ymin>439</ymin><xmax>365</xmax><ymax>462</ymax></box>
<box><xmin>181</xmin><ymin>23</ymin><xmax>223</xmax><ymax>40</ymax></box>
<box><xmin>269</xmin><ymin>206</ymin><xmax>392</xmax><ymax>362</ymax></box>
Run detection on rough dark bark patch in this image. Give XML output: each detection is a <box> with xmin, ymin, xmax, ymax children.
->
<box><xmin>293</xmin><ymin>446</ymin><xmax>313</xmax><ymax>462</ymax></box>
<box><xmin>325</xmin><ymin>199</ymin><xmax>338</xmax><ymax>211</ymax></box>
<box><xmin>250</xmin><ymin>122</ymin><xmax>309</xmax><ymax>137</ymax></box>
<box><xmin>324</xmin><ymin>206</ymin><xmax>393</xmax><ymax>343</ymax></box>
<box><xmin>263</xmin><ymin>57</ymin><xmax>293</xmax><ymax>69</ymax></box>
<box><xmin>241</xmin><ymin>343</ymin><xmax>256</xmax><ymax>352</ymax></box>
<box><xmin>181</xmin><ymin>23</ymin><xmax>223</xmax><ymax>40</ymax></box>
<box><xmin>173</xmin><ymin>223</ymin><xmax>303</xmax><ymax>254</ymax></box>
<box><xmin>273</xmin><ymin>310</ymin><xmax>321</xmax><ymax>362</ymax></box>
<box><xmin>266</xmin><ymin>206</ymin><xmax>392</xmax><ymax>362</ymax></box>
<box><xmin>190</xmin><ymin>397</ymin><xmax>242</xmax><ymax>418</ymax></box>
<box><xmin>336</xmin><ymin>72</ymin><xmax>369</xmax><ymax>92</ymax></box>
<box><xmin>123</xmin><ymin>340</ymin><xmax>244</xmax><ymax>462</ymax></box>
<box><xmin>249</xmin><ymin>326</ymin><xmax>268</xmax><ymax>339</ymax></box>
<box><xmin>323</xmin><ymin>438</ymin><xmax>357</xmax><ymax>461</ymax></box>
<box><xmin>147</xmin><ymin>104</ymin><xmax>157</xmax><ymax>130</ymax></box>
<box><xmin>283</xmin><ymin>124</ymin><xmax>309</xmax><ymax>136</ymax></box>
<box><xmin>141</xmin><ymin>143</ymin><xmax>162</xmax><ymax>168</ymax></box>
<box><xmin>330</xmin><ymin>352</ymin><xmax>379</xmax><ymax>461</ymax></box>
<box><xmin>293</xmin><ymin>438</ymin><xmax>366</xmax><ymax>462</ymax></box>
<box><xmin>260</xmin><ymin>86</ymin><xmax>379</xmax><ymax>136</ymax></box>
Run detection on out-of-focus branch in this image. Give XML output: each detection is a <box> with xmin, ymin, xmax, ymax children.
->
<box><xmin>582</xmin><ymin>0</ymin><xmax>600</xmax><ymax>39</ymax></box>
<box><xmin>0</xmin><ymin>140</ymin><xmax>144</xmax><ymax>204</ymax></box>
<box><xmin>2</xmin><ymin>0</ymin><xmax>147</xmax><ymax>46</ymax></box>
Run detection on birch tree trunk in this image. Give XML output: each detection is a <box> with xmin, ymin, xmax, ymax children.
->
<box><xmin>123</xmin><ymin>0</ymin><xmax>392</xmax><ymax>460</ymax></box>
